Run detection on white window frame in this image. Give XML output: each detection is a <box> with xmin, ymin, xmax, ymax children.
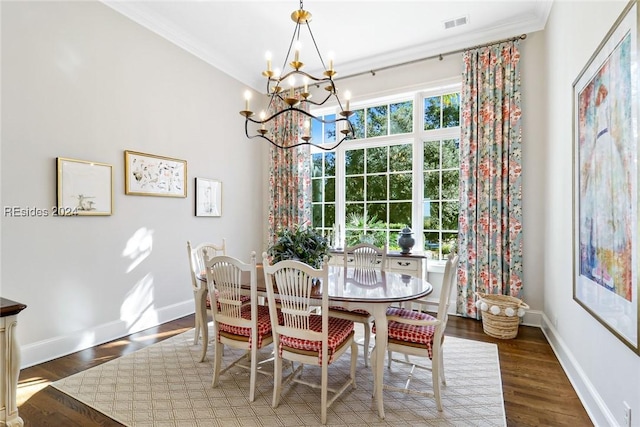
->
<box><xmin>311</xmin><ymin>78</ymin><xmax>461</xmax><ymax>255</ymax></box>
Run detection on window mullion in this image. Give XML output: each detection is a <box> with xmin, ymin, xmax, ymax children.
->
<box><xmin>336</xmin><ymin>147</ymin><xmax>345</xmax><ymax>249</ymax></box>
<box><xmin>412</xmin><ymin>91</ymin><xmax>424</xmax><ymax>253</ymax></box>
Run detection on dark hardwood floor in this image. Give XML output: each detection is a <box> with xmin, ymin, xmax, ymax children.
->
<box><xmin>16</xmin><ymin>314</ymin><xmax>592</xmax><ymax>426</ymax></box>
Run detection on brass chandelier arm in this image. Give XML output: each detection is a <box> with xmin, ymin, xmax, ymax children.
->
<box><xmin>269</xmin><ymin>90</ymin><xmax>335</xmax><ymax>108</ymax></box>
<box><xmin>245</xmin><ymin>106</ymin><xmax>353</xmax><ymax>127</ymax></box>
<box><xmin>244</xmin><ymin>128</ymin><xmax>353</xmax><ymax>151</ymax></box>
<box><xmin>271</xmin><ymin>70</ymin><xmax>334</xmax><ymax>85</ymax></box>
<box><xmin>243</xmin><ymin>107</ymin><xmax>354</xmax><ymax>151</ymax></box>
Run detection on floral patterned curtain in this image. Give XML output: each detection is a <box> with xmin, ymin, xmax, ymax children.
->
<box><xmin>457</xmin><ymin>40</ymin><xmax>523</xmax><ymax>319</ymax></box>
<box><xmin>267</xmin><ymin>93</ymin><xmax>312</xmax><ymax>241</ymax></box>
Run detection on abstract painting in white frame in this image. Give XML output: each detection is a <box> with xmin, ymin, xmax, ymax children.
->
<box><xmin>572</xmin><ymin>0</ymin><xmax>639</xmax><ymax>354</ymax></box>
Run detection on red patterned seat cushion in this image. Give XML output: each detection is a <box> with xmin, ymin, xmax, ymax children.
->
<box><xmin>206</xmin><ymin>291</ymin><xmax>250</xmax><ymax>309</ymax></box>
<box><xmin>373</xmin><ymin>307</ymin><xmax>436</xmax><ymax>359</ymax></box>
<box><xmin>279</xmin><ymin>315</ymin><xmax>354</xmax><ymax>365</ymax></box>
<box><xmin>217</xmin><ymin>304</ymin><xmax>273</xmax><ymax>349</ymax></box>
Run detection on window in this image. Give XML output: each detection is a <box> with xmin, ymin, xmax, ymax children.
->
<box><xmin>344</xmin><ymin>143</ymin><xmax>413</xmax><ymax>248</ymax></box>
<box><xmin>422</xmin><ymin>91</ymin><xmax>460</xmax><ymax>259</ymax></box>
<box><xmin>311</xmin><ymin>114</ymin><xmax>337</xmax><ymax>143</ymax></box>
<box><xmin>310</xmin><ymin>81</ymin><xmax>461</xmax><ymax>259</ymax></box>
<box><xmin>423</xmin><ymin>138</ymin><xmax>460</xmax><ymax>259</ymax></box>
<box><xmin>311</xmin><ymin>151</ymin><xmax>336</xmax><ymax>236</ymax></box>
<box><xmin>348</xmin><ymin>100</ymin><xmax>414</xmax><ymax>140</ymax></box>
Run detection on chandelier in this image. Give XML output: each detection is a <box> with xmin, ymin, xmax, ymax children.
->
<box><xmin>239</xmin><ymin>0</ymin><xmax>354</xmax><ymax>151</ymax></box>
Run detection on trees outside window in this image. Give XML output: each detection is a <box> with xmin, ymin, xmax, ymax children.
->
<box><xmin>310</xmin><ymin>84</ymin><xmax>460</xmax><ymax>259</ymax></box>
<box><xmin>311</xmin><ymin>151</ymin><xmax>336</xmax><ymax>238</ymax></box>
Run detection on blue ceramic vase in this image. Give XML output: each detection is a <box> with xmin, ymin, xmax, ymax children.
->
<box><xmin>397</xmin><ymin>227</ymin><xmax>415</xmax><ymax>254</ymax></box>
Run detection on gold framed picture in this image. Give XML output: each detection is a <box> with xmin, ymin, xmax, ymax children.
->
<box><xmin>56</xmin><ymin>157</ymin><xmax>113</xmax><ymax>216</ymax></box>
<box><xmin>124</xmin><ymin>150</ymin><xmax>187</xmax><ymax>197</ymax></box>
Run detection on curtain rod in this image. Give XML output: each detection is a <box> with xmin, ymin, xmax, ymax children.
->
<box><xmin>335</xmin><ymin>33</ymin><xmax>527</xmax><ymax>81</ymax></box>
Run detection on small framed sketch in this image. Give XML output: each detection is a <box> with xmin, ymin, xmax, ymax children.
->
<box><xmin>56</xmin><ymin>157</ymin><xmax>113</xmax><ymax>216</ymax></box>
<box><xmin>195</xmin><ymin>177</ymin><xmax>222</xmax><ymax>217</ymax></box>
<box><xmin>124</xmin><ymin>150</ymin><xmax>187</xmax><ymax>197</ymax></box>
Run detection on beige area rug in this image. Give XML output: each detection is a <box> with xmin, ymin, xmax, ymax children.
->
<box><xmin>52</xmin><ymin>325</ymin><xmax>506</xmax><ymax>427</ymax></box>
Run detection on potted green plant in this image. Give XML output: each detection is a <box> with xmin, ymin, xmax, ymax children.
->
<box><xmin>267</xmin><ymin>225</ymin><xmax>330</xmax><ymax>268</ymax></box>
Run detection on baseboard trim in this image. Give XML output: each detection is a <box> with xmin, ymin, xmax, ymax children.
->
<box><xmin>540</xmin><ymin>313</ymin><xmax>615</xmax><ymax>427</ymax></box>
<box><xmin>522</xmin><ymin>309</ymin><xmax>543</xmax><ymax>327</ymax></box>
<box><xmin>20</xmin><ymin>300</ymin><xmax>194</xmax><ymax>368</ymax></box>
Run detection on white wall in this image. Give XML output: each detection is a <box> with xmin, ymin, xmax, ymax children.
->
<box><xmin>1</xmin><ymin>1</ymin><xmax>266</xmax><ymax>367</ymax></box>
<box><xmin>541</xmin><ymin>1</ymin><xmax>640</xmax><ymax>426</ymax></box>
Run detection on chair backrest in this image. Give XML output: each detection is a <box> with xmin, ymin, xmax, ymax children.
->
<box><xmin>436</xmin><ymin>252</ymin><xmax>460</xmax><ymax>325</ymax></box>
<box><xmin>187</xmin><ymin>239</ymin><xmax>227</xmax><ymax>290</ymax></box>
<box><xmin>262</xmin><ymin>252</ymin><xmax>328</xmax><ymax>345</ymax></box>
<box><xmin>205</xmin><ymin>252</ymin><xmax>257</xmax><ymax>331</ymax></box>
<box><xmin>343</xmin><ymin>243</ymin><xmax>387</xmax><ymax>272</ymax></box>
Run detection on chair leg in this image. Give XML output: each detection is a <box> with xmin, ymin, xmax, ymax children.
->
<box><xmin>387</xmin><ymin>350</ymin><xmax>392</xmax><ymax>368</ymax></box>
<box><xmin>249</xmin><ymin>345</ymin><xmax>258</xmax><ymax>402</ymax></box>
<box><xmin>272</xmin><ymin>353</ymin><xmax>283</xmax><ymax>408</ymax></box>
<box><xmin>439</xmin><ymin>347</ymin><xmax>446</xmax><ymax>386</ymax></box>
<box><xmin>212</xmin><ymin>341</ymin><xmax>223</xmax><ymax>388</ymax></box>
<box><xmin>193</xmin><ymin>315</ymin><xmax>200</xmax><ymax>345</ymax></box>
<box><xmin>198</xmin><ymin>295</ymin><xmax>209</xmax><ymax>362</ymax></box>
<box><xmin>363</xmin><ymin>322</ymin><xmax>371</xmax><ymax>367</ymax></box>
<box><xmin>321</xmin><ymin>362</ymin><xmax>328</xmax><ymax>424</ymax></box>
<box><xmin>193</xmin><ymin>297</ymin><xmax>201</xmax><ymax>345</ymax></box>
<box><xmin>432</xmin><ymin>355</ymin><xmax>442</xmax><ymax>411</ymax></box>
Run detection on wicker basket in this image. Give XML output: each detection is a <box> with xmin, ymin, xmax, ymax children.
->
<box><xmin>476</xmin><ymin>292</ymin><xmax>529</xmax><ymax>339</ymax></box>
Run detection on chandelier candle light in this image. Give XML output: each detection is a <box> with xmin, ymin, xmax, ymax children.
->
<box><xmin>240</xmin><ymin>0</ymin><xmax>355</xmax><ymax>150</ymax></box>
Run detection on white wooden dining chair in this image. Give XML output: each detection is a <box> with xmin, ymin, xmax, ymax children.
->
<box><xmin>328</xmin><ymin>243</ymin><xmax>387</xmax><ymax>367</ymax></box>
<box><xmin>205</xmin><ymin>251</ymin><xmax>275</xmax><ymax>402</ymax></box>
<box><xmin>371</xmin><ymin>252</ymin><xmax>459</xmax><ymax>411</ymax></box>
<box><xmin>262</xmin><ymin>252</ymin><xmax>357</xmax><ymax>425</ymax></box>
<box><xmin>186</xmin><ymin>239</ymin><xmax>227</xmax><ymax>362</ymax></box>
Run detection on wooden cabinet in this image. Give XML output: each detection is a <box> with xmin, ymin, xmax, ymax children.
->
<box><xmin>329</xmin><ymin>250</ymin><xmax>428</xmax><ymax>280</ymax></box>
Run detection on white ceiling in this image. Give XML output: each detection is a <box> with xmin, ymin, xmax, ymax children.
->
<box><xmin>104</xmin><ymin>1</ymin><xmax>552</xmax><ymax>91</ymax></box>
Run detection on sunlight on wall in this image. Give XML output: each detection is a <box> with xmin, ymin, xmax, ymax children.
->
<box><xmin>120</xmin><ymin>273</ymin><xmax>158</xmax><ymax>329</ymax></box>
<box><xmin>121</xmin><ymin>228</ymin><xmax>158</xmax><ymax>331</ymax></box>
<box><xmin>122</xmin><ymin>227</ymin><xmax>154</xmax><ymax>273</ymax></box>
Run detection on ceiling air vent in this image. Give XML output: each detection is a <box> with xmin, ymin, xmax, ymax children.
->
<box><xmin>444</xmin><ymin>16</ymin><xmax>468</xmax><ymax>30</ymax></box>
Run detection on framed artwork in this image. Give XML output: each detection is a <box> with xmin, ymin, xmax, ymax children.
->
<box><xmin>56</xmin><ymin>157</ymin><xmax>113</xmax><ymax>216</ymax></box>
<box><xmin>573</xmin><ymin>0</ymin><xmax>639</xmax><ymax>354</ymax></box>
<box><xmin>124</xmin><ymin>150</ymin><xmax>187</xmax><ymax>197</ymax></box>
<box><xmin>195</xmin><ymin>177</ymin><xmax>222</xmax><ymax>217</ymax></box>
